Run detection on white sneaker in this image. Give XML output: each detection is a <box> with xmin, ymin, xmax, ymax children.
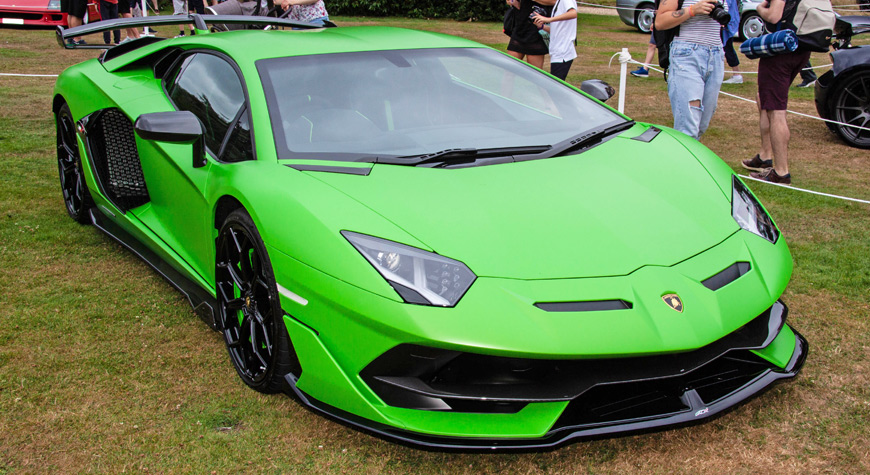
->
<box><xmin>723</xmin><ymin>75</ymin><xmax>743</xmax><ymax>84</ymax></box>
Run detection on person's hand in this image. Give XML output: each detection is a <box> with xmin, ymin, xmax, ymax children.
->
<box><xmin>280</xmin><ymin>0</ymin><xmax>291</xmax><ymax>10</ymax></box>
<box><xmin>531</xmin><ymin>13</ymin><xmax>549</xmax><ymax>27</ymax></box>
<box><xmin>691</xmin><ymin>0</ymin><xmax>718</xmax><ymax>16</ymax></box>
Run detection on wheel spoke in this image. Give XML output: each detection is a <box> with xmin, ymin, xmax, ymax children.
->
<box><xmin>844</xmin><ymin>86</ymin><xmax>863</xmax><ymax>103</ymax></box>
<box><xmin>250</xmin><ymin>318</ymin><xmax>268</xmax><ymax>368</ymax></box>
<box><xmin>255</xmin><ymin>308</ymin><xmax>273</xmax><ymax>354</ymax></box>
<box><xmin>229</xmin><ymin>226</ymin><xmax>244</xmax><ymax>255</ymax></box>
<box><xmin>225</xmin><ymin>297</ymin><xmax>246</xmax><ymax>312</ymax></box>
<box><xmin>220</xmin><ymin>260</ymin><xmax>248</xmax><ymax>292</ymax></box>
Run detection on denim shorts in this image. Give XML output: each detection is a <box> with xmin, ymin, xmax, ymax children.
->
<box><xmin>667</xmin><ymin>40</ymin><xmax>725</xmax><ymax>140</ymax></box>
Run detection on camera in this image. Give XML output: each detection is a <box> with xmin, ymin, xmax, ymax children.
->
<box><xmin>708</xmin><ymin>2</ymin><xmax>731</xmax><ymax>27</ymax></box>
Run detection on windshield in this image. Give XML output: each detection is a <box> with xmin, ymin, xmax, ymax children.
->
<box><xmin>258</xmin><ymin>48</ymin><xmax>623</xmax><ymax>160</ymax></box>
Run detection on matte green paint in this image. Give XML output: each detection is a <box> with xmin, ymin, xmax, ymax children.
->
<box><xmin>54</xmin><ymin>25</ymin><xmax>802</xmax><ymax>441</ymax></box>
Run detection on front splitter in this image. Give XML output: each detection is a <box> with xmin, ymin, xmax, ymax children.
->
<box><xmin>283</xmin><ymin>331</ymin><xmax>808</xmax><ymax>451</ymax></box>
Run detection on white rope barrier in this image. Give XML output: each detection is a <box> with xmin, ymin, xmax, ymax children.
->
<box><xmin>577</xmin><ymin>1</ymin><xmax>648</xmax><ymax>12</ymax></box>
<box><xmin>740</xmin><ymin>175</ymin><xmax>870</xmax><ymax>204</ymax></box>
<box><xmin>613</xmin><ymin>49</ymin><xmax>870</xmax><ymax>204</ymax></box>
<box><xmin>0</xmin><ymin>73</ymin><xmax>59</xmax><ymax>77</ymax></box>
<box><xmin>617</xmin><ymin>53</ymin><xmax>870</xmax><ymax>132</ymax></box>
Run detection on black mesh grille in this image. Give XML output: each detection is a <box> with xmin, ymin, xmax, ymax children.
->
<box><xmin>551</xmin><ymin>350</ymin><xmax>771</xmax><ymax>429</ymax></box>
<box><xmin>89</xmin><ymin>109</ymin><xmax>150</xmax><ymax>211</ymax></box>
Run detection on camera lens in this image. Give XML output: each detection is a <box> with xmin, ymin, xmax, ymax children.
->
<box><xmin>709</xmin><ymin>3</ymin><xmax>731</xmax><ymax>27</ymax></box>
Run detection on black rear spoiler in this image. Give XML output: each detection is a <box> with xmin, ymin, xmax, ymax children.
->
<box><xmin>56</xmin><ymin>13</ymin><xmax>335</xmax><ymax>49</ymax></box>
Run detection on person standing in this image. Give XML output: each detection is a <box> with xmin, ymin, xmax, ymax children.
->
<box><xmin>532</xmin><ymin>0</ymin><xmax>577</xmax><ymax>80</ymax></box>
<box><xmin>721</xmin><ymin>0</ymin><xmax>743</xmax><ymax>84</ymax></box>
<box><xmin>118</xmin><ymin>0</ymin><xmax>140</xmax><ymax>43</ymax></box>
<box><xmin>795</xmin><ymin>60</ymin><xmax>817</xmax><ymax>87</ymax></box>
<box><xmin>60</xmin><ymin>0</ymin><xmax>87</xmax><ymax>45</ymax></box>
<box><xmin>742</xmin><ymin>0</ymin><xmax>810</xmax><ymax>184</ymax></box>
<box><xmin>631</xmin><ymin>32</ymin><xmax>658</xmax><ymax>78</ymax></box>
<box><xmin>506</xmin><ymin>0</ymin><xmax>552</xmax><ymax>69</ymax></box>
<box><xmin>278</xmin><ymin>0</ymin><xmax>330</xmax><ymax>27</ymax></box>
<box><xmin>100</xmin><ymin>0</ymin><xmax>121</xmax><ymax>45</ymax></box>
<box><xmin>655</xmin><ymin>0</ymin><xmax>728</xmax><ymax>140</ymax></box>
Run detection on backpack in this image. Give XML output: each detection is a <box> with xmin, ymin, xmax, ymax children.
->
<box><xmin>652</xmin><ymin>0</ymin><xmax>684</xmax><ymax>79</ymax></box>
<box><xmin>503</xmin><ymin>7</ymin><xmax>517</xmax><ymax>37</ymax></box>
<box><xmin>769</xmin><ymin>0</ymin><xmax>836</xmax><ymax>52</ymax></box>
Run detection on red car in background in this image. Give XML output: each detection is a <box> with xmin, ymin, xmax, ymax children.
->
<box><xmin>0</xmin><ymin>0</ymin><xmax>99</xmax><ymax>28</ymax></box>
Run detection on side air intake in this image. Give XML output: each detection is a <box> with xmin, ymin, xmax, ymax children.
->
<box><xmin>88</xmin><ymin>108</ymin><xmax>150</xmax><ymax>211</ymax></box>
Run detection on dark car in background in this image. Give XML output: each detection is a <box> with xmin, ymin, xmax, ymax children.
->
<box><xmin>815</xmin><ymin>16</ymin><xmax>870</xmax><ymax>149</ymax></box>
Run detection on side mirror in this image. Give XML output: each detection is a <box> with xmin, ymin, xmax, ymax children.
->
<box><xmin>580</xmin><ymin>79</ymin><xmax>616</xmax><ymax>103</ymax></box>
<box><xmin>134</xmin><ymin>111</ymin><xmax>207</xmax><ymax>168</ymax></box>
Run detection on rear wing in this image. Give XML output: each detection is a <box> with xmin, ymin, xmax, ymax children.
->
<box><xmin>56</xmin><ymin>13</ymin><xmax>336</xmax><ymax>50</ymax></box>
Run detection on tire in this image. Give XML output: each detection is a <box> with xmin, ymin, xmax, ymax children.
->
<box><xmin>829</xmin><ymin>70</ymin><xmax>870</xmax><ymax>149</ymax></box>
<box><xmin>739</xmin><ymin>13</ymin><xmax>766</xmax><ymax>40</ymax></box>
<box><xmin>56</xmin><ymin>102</ymin><xmax>94</xmax><ymax>224</ymax></box>
<box><xmin>216</xmin><ymin>208</ymin><xmax>300</xmax><ymax>393</ymax></box>
<box><xmin>635</xmin><ymin>4</ymin><xmax>655</xmax><ymax>34</ymax></box>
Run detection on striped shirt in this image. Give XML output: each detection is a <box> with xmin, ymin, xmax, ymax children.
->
<box><xmin>675</xmin><ymin>0</ymin><xmax>727</xmax><ymax>47</ymax></box>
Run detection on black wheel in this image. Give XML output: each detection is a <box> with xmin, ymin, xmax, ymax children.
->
<box><xmin>216</xmin><ymin>208</ymin><xmax>300</xmax><ymax>393</ymax></box>
<box><xmin>739</xmin><ymin>12</ymin><xmax>766</xmax><ymax>40</ymax></box>
<box><xmin>56</xmin><ymin>102</ymin><xmax>94</xmax><ymax>224</ymax></box>
<box><xmin>635</xmin><ymin>4</ymin><xmax>655</xmax><ymax>34</ymax></box>
<box><xmin>830</xmin><ymin>70</ymin><xmax>870</xmax><ymax>149</ymax></box>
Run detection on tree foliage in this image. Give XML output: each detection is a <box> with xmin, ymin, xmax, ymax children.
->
<box><xmin>328</xmin><ymin>0</ymin><xmax>507</xmax><ymax>21</ymax></box>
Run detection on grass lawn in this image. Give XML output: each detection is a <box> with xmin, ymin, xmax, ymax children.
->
<box><xmin>1</xmin><ymin>11</ymin><xmax>869</xmax><ymax>473</ymax></box>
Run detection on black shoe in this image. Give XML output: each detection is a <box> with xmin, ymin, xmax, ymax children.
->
<box><xmin>750</xmin><ymin>168</ymin><xmax>791</xmax><ymax>185</ymax></box>
<box><xmin>741</xmin><ymin>154</ymin><xmax>773</xmax><ymax>172</ymax></box>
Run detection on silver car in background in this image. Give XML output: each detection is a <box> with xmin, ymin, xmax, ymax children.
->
<box><xmin>616</xmin><ymin>0</ymin><xmax>766</xmax><ymax>39</ymax></box>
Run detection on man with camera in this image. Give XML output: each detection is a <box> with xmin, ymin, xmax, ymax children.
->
<box><xmin>741</xmin><ymin>0</ymin><xmax>811</xmax><ymax>184</ymax></box>
<box><xmin>655</xmin><ymin>0</ymin><xmax>730</xmax><ymax>140</ymax></box>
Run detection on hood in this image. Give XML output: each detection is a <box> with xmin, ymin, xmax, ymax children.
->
<box><xmin>305</xmin><ymin>129</ymin><xmax>738</xmax><ymax>279</ymax></box>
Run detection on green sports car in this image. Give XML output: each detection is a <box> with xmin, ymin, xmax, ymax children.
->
<box><xmin>54</xmin><ymin>15</ymin><xmax>806</xmax><ymax>449</ymax></box>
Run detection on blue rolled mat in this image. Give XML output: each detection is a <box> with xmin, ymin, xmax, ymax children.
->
<box><xmin>740</xmin><ymin>30</ymin><xmax>799</xmax><ymax>59</ymax></box>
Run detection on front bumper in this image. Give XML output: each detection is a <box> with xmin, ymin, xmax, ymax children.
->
<box><xmin>284</xmin><ymin>318</ymin><xmax>807</xmax><ymax>449</ymax></box>
<box><xmin>270</xmin><ymin>228</ymin><xmax>803</xmax><ymax>448</ymax></box>
<box><xmin>0</xmin><ymin>8</ymin><xmax>65</xmax><ymax>27</ymax></box>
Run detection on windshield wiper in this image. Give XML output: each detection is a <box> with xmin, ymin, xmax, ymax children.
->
<box><xmin>537</xmin><ymin>120</ymin><xmax>635</xmax><ymax>160</ymax></box>
<box><xmin>377</xmin><ymin>146</ymin><xmax>551</xmax><ymax>167</ymax></box>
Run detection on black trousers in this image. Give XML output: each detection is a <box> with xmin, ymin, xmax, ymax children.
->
<box><xmin>100</xmin><ymin>1</ymin><xmax>120</xmax><ymax>44</ymax></box>
<box><xmin>799</xmin><ymin>60</ymin><xmax>817</xmax><ymax>82</ymax></box>
<box><xmin>551</xmin><ymin>59</ymin><xmax>573</xmax><ymax>81</ymax></box>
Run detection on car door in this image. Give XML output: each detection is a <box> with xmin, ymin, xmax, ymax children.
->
<box><xmin>132</xmin><ymin>50</ymin><xmax>254</xmax><ymax>283</ymax></box>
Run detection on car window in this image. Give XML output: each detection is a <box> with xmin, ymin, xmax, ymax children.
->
<box><xmin>221</xmin><ymin>106</ymin><xmax>254</xmax><ymax>163</ymax></box>
<box><xmin>258</xmin><ymin>48</ymin><xmax>622</xmax><ymax>160</ymax></box>
<box><xmin>167</xmin><ymin>52</ymin><xmax>249</xmax><ymax>160</ymax></box>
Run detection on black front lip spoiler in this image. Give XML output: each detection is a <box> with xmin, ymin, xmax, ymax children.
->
<box><xmin>284</xmin><ymin>331</ymin><xmax>808</xmax><ymax>451</ymax></box>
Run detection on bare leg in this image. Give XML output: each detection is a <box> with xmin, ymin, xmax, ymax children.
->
<box><xmin>122</xmin><ymin>12</ymin><xmax>140</xmax><ymax>39</ymax></box>
<box><xmin>757</xmin><ymin>95</ymin><xmax>773</xmax><ymax>160</ymax></box>
<box><xmin>768</xmin><ymin>110</ymin><xmax>790</xmax><ymax>175</ymax></box>
<box><xmin>527</xmin><ymin>54</ymin><xmax>545</xmax><ymax>69</ymax></box>
<box><xmin>67</xmin><ymin>14</ymin><xmax>83</xmax><ymax>42</ymax></box>
<box><xmin>507</xmin><ymin>50</ymin><xmax>524</xmax><ymax>61</ymax></box>
<box><xmin>642</xmin><ymin>42</ymin><xmax>656</xmax><ymax>68</ymax></box>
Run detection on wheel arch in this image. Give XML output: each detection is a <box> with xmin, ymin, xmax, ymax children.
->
<box><xmin>214</xmin><ymin>195</ymin><xmax>247</xmax><ymax>230</ymax></box>
<box><xmin>52</xmin><ymin>94</ymin><xmax>68</xmax><ymax>114</ymax></box>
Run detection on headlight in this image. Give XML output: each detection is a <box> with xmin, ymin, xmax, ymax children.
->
<box><xmin>47</xmin><ymin>0</ymin><xmax>61</xmax><ymax>9</ymax></box>
<box><xmin>343</xmin><ymin>231</ymin><xmax>476</xmax><ymax>307</ymax></box>
<box><xmin>732</xmin><ymin>176</ymin><xmax>779</xmax><ymax>243</ymax></box>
